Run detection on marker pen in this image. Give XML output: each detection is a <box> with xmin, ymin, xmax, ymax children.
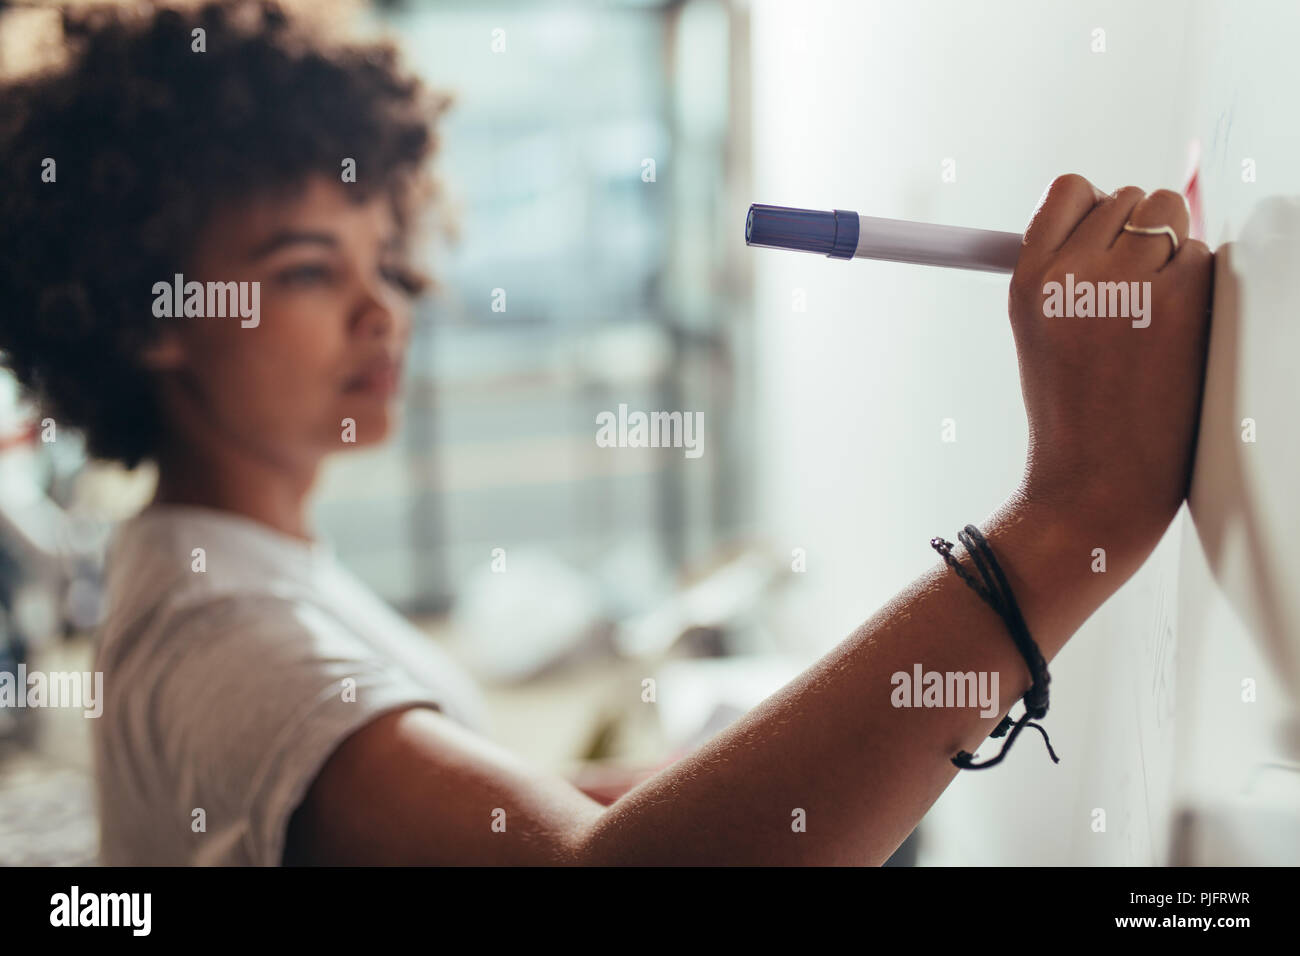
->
<box><xmin>745</xmin><ymin>203</ymin><xmax>1024</xmax><ymax>274</ymax></box>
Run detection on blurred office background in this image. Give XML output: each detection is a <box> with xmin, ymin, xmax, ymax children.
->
<box><xmin>2</xmin><ymin>0</ymin><xmax>1297</xmax><ymax>866</ymax></box>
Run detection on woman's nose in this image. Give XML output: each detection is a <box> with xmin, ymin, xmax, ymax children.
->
<box><xmin>351</xmin><ymin>284</ymin><xmax>406</xmax><ymax>341</ymax></box>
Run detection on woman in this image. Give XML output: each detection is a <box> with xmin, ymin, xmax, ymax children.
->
<box><xmin>0</xmin><ymin>0</ymin><xmax>1212</xmax><ymax>865</ymax></box>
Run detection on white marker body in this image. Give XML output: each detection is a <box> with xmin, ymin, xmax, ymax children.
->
<box><xmin>854</xmin><ymin>215</ymin><xmax>1024</xmax><ymax>273</ymax></box>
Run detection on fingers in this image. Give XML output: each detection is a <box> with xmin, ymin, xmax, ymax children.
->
<box><xmin>1060</xmin><ymin>184</ymin><xmax>1144</xmax><ymax>251</ymax></box>
<box><xmin>1022</xmin><ymin>174</ymin><xmax>1107</xmax><ymax>254</ymax></box>
<box><xmin>1109</xmin><ymin>189</ymin><xmax>1191</xmax><ymax>272</ymax></box>
<box><xmin>1062</xmin><ymin>185</ymin><xmax>1146</xmax><ymax>250</ymax></box>
<box><xmin>1162</xmin><ymin>236</ymin><xmax>1214</xmax><ymax>307</ymax></box>
<box><xmin>1164</xmin><ymin>235</ymin><xmax>1211</xmax><ymax>274</ymax></box>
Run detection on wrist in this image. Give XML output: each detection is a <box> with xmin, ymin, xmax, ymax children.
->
<box><xmin>1017</xmin><ymin>460</ymin><xmax>1178</xmax><ymax>573</ymax></box>
<box><xmin>973</xmin><ymin>488</ymin><xmax>1128</xmax><ymax>662</ymax></box>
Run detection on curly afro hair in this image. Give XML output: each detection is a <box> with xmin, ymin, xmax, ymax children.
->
<box><xmin>0</xmin><ymin>0</ymin><xmax>446</xmax><ymax>468</ymax></box>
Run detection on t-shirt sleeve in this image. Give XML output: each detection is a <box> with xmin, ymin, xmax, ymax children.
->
<box><xmin>148</xmin><ymin>594</ymin><xmax>448</xmax><ymax>866</ymax></box>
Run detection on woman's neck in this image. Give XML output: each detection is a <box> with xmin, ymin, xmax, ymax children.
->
<box><xmin>151</xmin><ymin>437</ymin><xmax>320</xmax><ymax>543</ymax></box>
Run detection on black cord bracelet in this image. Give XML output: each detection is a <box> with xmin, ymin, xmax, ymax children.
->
<box><xmin>930</xmin><ymin>524</ymin><xmax>1060</xmax><ymax>770</ymax></box>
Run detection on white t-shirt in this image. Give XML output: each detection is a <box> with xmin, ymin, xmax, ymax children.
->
<box><xmin>91</xmin><ymin>503</ymin><xmax>489</xmax><ymax>866</ymax></box>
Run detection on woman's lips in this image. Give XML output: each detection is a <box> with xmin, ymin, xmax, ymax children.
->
<box><xmin>344</xmin><ymin>355</ymin><xmax>403</xmax><ymax>397</ymax></box>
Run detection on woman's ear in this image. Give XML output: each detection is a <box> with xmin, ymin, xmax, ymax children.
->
<box><xmin>138</xmin><ymin>331</ymin><xmax>186</xmax><ymax>370</ymax></box>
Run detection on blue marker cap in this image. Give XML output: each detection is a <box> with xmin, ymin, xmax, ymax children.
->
<box><xmin>745</xmin><ymin>203</ymin><xmax>859</xmax><ymax>259</ymax></box>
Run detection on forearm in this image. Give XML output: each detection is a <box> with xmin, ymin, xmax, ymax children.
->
<box><xmin>580</xmin><ymin>492</ymin><xmax>1136</xmax><ymax>865</ymax></box>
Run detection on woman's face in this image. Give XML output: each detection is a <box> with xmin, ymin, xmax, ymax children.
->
<box><xmin>150</xmin><ymin>175</ymin><xmax>414</xmax><ymax>470</ymax></box>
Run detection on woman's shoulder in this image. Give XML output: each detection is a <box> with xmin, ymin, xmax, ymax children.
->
<box><xmin>91</xmin><ymin>504</ymin><xmax>493</xmax><ymax>797</ymax></box>
<box><xmin>94</xmin><ymin>505</ymin><xmax>409</xmax><ymax>700</ymax></box>
<box><xmin>94</xmin><ymin>504</ymin><xmax>333</xmax><ymax>667</ymax></box>
<box><xmin>106</xmin><ymin>503</ymin><xmax>323</xmax><ymax>603</ymax></box>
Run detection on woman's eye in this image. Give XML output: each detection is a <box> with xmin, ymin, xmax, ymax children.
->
<box><xmin>380</xmin><ymin>263</ymin><xmax>424</xmax><ymax>295</ymax></box>
<box><xmin>276</xmin><ymin>263</ymin><xmax>334</xmax><ymax>286</ymax></box>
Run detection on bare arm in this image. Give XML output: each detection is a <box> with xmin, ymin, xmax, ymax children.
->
<box><xmin>284</xmin><ymin>175</ymin><xmax>1213</xmax><ymax>866</ymax></box>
